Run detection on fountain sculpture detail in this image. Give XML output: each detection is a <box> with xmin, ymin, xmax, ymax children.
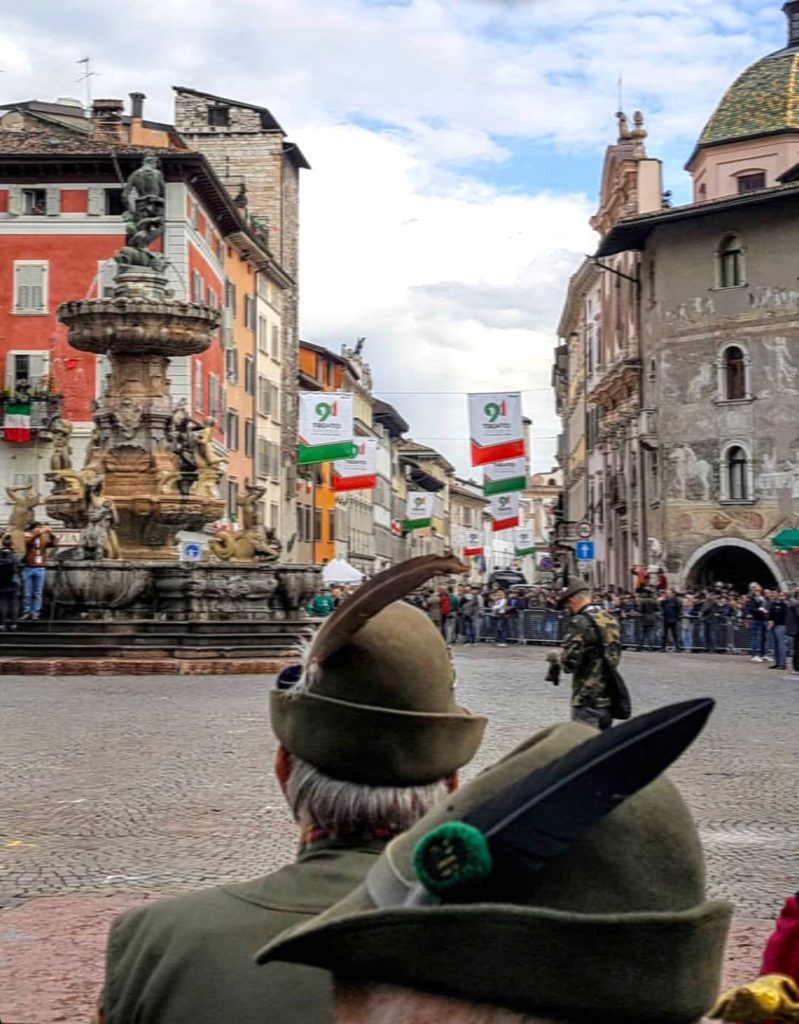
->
<box><xmin>42</xmin><ymin>155</ymin><xmax>318</xmax><ymax>623</ymax></box>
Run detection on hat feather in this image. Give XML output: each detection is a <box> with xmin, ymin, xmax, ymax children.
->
<box><xmin>306</xmin><ymin>554</ymin><xmax>467</xmax><ymax>679</ymax></box>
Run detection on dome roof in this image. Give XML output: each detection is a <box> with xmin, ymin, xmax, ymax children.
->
<box><xmin>700</xmin><ymin>47</ymin><xmax>799</xmax><ymax>147</ymax></box>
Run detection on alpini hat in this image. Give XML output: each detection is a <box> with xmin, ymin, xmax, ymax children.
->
<box><xmin>271</xmin><ymin>555</ymin><xmax>487</xmax><ymax>786</ymax></box>
<box><xmin>258</xmin><ymin>700</ymin><xmax>732</xmax><ymax>1023</ymax></box>
<box><xmin>556</xmin><ymin>580</ymin><xmax>592</xmax><ymax>607</ymax></box>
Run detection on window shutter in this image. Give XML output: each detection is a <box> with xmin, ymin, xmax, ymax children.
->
<box><xmin>7</xmin><ymin>186</ymin><xmax>21</xmax><ymax>216</ymax></box>
<box><xmin>46</xmin><ymin>187</ymin><xmax>61</xmax><ymax>216</ymax></box>
<box><xmin>96</xmin><ymin>354</ymin><xmax>110</xmax><ymax>398</ymax></box>
<box><xmin>29</xmin><ymin>352</ymin><xmax>51</xmax><ymax>388</ymax></box>
<box><xmin>87</xmin><ymin>187</ymin><xmax>104</xmax><ymax>216</ymax></box>
<box><xmin>14</xmin><ymin>263</ymin><xmax>47</xmax><ymax>313</ymax></box>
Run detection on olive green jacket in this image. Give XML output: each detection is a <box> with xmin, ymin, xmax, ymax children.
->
<box><xmin>560</xmin><ymin>607</ymin><xmax>621</xmax><ymax>709</ymax></box>
<box><xmin>101</xmin><ymin>839</ymin><xmax>386</xmax><ymax>1024</ymax></box>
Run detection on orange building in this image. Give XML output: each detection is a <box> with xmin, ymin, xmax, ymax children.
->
<box><xmin>298</xmin><ymin>341</ymin><xmax>348</xmax><ymax>564</ymax></box>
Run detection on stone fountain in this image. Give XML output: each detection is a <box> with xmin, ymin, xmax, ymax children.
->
<box><xmin>42</xmin><ymin>155</ymin><xmax>318</xmax><ymax>626</ymax></box>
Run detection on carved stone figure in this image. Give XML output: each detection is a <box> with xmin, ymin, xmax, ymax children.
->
<box><xmin>80</xmin><ymin>498</ymin><xmax>120</xmax><ymax>560</ymax></box>
<box><xmin>192</xmin><ymin>418</ymin><xmax>225</xmax><ymax>470</ymax></box>
<box><xmin>6</xmin><ymin>485</ymin><xmax>40</xmax><ymax>531</ymax></box>
<box><xmin>237</xmin><ymin>479</ymin><xmax>266</xmax><ymax>531</ymax></box>
<box><xmin>190</xmin><ymin>465</ymin><xmax>222</xmax><ymax>499</ymax></box>
<box><xmin>115</xmin><ymin>155</ymin><xmax>166</xmax><ymax>271</ymax></box>
<box><xmin>155</xmin><ymin>468</ymin><xmax>182</xmax><ymax>496</ymax></box>
<box><xmin>209</xmin><ymin>525</ymin><xmax>282</xmax><ymax>562</ymax></box>
<box><xmin>49</xmin><ymin>416</ymin><xmax>73</xmax><ymax>472</ymax></box>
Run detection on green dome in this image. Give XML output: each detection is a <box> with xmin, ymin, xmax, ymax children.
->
<box><xmin>700</xmin><ymin>47</ymin><xmax>799</xmax><ymax>146</ymax></box>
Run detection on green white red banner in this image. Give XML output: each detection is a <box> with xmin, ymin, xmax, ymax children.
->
<box><xmin>463</xmin><ymin>529</ymin><xmax>483</xmax><ymax>557</ymax></box>
<box><xmin>403</xmin><ymin>491</ymin><xmax>434</xmax><ymax>531</ymax></box>
<box><xmin>298</xmin><ymin>392</ymin><xmax>357</xmax><ymax>465</ymax></box>
<box><xmin>468</xmin><ymin>392</ymin><xmax>524</xmax><ymax>467</ymax></box>
<box><xmin>3</xmin><ymin>401</ymin><xmax>31</xmax><ymax>443</ymax></box>
<box><xmin>514</xmin><ymin>528</ymin><xmax>535</xmax><ymax>556</ymax></box>
<box><xmin>483</xmin><ymin>457</ymin><xmax>527</xmax><ymax>496</ymax></box>
<box><xmin>333</xmin><ymin>438</ymin><xmax>377</xmax><ymax>492</ymax></box>
<box><xmin>490</xmin><ymin>492</ymin><xmax>520</xmax><ymax>532</ymax></box>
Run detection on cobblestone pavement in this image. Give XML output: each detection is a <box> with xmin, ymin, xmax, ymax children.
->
<box><xmin>2</xmin><ymin>649</ymin><xmax>797</xmax><ymax>1021</ymax></box>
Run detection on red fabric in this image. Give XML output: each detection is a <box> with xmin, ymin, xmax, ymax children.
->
<box><xmin>761</xmin><ymin>895</ymin><xmax>799</xmax><ymax>981</ymax></box>
<box><xmin>440</xmin><ymin>594</ymin><xmax>452</xmax><ymax>617</ymax></box>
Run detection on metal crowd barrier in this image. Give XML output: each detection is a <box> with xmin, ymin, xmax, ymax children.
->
<box><xmin>451</xmin><ymin>610</ymin><xmax>772</xmax><ymax>655</ymax></box>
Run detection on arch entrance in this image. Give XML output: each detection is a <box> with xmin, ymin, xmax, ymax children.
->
<box><xmin>684</xmin><ymin>539</ymin><xmax>781</xmax><ymax>591</ymax></box>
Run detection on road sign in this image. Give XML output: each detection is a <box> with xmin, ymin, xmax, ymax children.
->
<box><xmin>577</xmin><ymin>521</ymin><xmax>593</xmax><ymax>540</ymax></box>
<box><xmin>575</xmin><ymin>541</ymin><xmax>595</xmax><ymax>561</ymax></box>
<box><xmin>180</xmin><ymin>541</ymin><xmax>203</xmax><ymax>561</ymax></box>
<box><xmin>539</xmin><ymin>556</ymin><xmax>554</xmax><ymax>571</ymax></box>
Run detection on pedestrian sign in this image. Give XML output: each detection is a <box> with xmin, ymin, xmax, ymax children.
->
<box><xmin>575</xmin><ymin>541</ymin><xmax>594</xmax><ymax>561</ymax></box>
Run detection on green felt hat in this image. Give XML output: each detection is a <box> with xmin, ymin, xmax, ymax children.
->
<box><xmin>258</xmin><ymin>716</ymin><xmax>732</xmax><ymax>1023</ymax></box>
<box><xmin>556</xmin><ymin>580</ymin><xmax>592</xmax><ymax>607</ymax></box>
<box><xmin>271</xmin><ymin>555</ymin><xmax>486</xmax><ymax>786</ymax></box>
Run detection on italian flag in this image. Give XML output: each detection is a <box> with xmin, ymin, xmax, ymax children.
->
<box><xmin>3</xmin><ymin>401</ymin><xmax>31</xmax><ymax>443</ymax></box>
<box><xmin>471</xmin><ymin>437</ymin><xmax>525</xmax><ymax>468</ymax></box>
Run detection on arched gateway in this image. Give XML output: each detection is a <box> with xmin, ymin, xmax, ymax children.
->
<box><xmin>683</xmin><ymin>538</ymin><xmax>782</xmax><ymax>591</ymax></box>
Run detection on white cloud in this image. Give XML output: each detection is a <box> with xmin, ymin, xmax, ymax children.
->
<box><xmin>0</xmin><ymin>0</ymin><xmax>786</xmax><ymax>470</ymax></box>
<box><xmin>298</xmin><ymin>124</ymin><xmax>594</xmax><ymax>471</ymax></box>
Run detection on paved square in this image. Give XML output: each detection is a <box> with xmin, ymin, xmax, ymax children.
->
<box><xmin>2</xmin><ymin>649</ymin><xmax>797</xmax><ymax>1022</ymax></box>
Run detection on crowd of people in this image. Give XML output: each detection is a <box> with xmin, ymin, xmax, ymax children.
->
<box><xmin>390</xmin><ymin>579</ymin><xmax>799</xmax><ymax>668</ymax></box>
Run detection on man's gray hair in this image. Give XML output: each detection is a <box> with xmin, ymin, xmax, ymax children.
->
<box><xmin>335</xmin><ymin>983</ymin><xmax>567</xmax><ymax>1024</ymax></box>
<box><xmin>285</xmin><ymin>756</ymin><xmax>451</xmax><ymax>833</ymax></box>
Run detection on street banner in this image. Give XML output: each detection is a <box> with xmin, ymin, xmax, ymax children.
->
<box><xmin>490</xmin><ymin>491</ymin><xmax>520</xmax><ymax>532</ymax></box>
<box><xmin>3</xmin><ymin>400</ymin><xmax>31</xmax><ymax>443</ymax></box>
<box><xmin>333</xmin><ymin>438</ymin><xmax>377</xmax><ymax>492</ymax></box>
<box><xmin>515</xmin><ymin>528</ymin><xmax>535</xmax><ymax>556</ymax></box>
<box><xmin>297</xmin><ymin>392</ymin><xmax>358</xmax><ymax>465</ymax></box>
<box><xmin>403</xmin><ymin>491</ymin><xmax>434</xmax><ymax>531</ymax></box>
<box><xmin>463</xmin><ymin>529</ymin><xmax>483</xmax><ymax>558</ymax></box>
<box><xmin>468</xmin><ymin>392</ymin><xmax>524</xmax><ymax>467</ymax></box>
<box><xmin>483</xmin><ymin>456</ymin><xmax>527</xmax><ymax>496</ymax></box>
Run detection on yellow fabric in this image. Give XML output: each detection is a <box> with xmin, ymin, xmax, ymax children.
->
<box><xmin>709</xmin><ymin>974</ymin><xmax>799</xmax><ymax>1023</ymax></box>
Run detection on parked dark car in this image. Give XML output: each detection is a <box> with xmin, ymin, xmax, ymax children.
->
<box><xmin>489</xmin><ymin>569</ymin><xmax>527</xmax><ymax>590</ymax></box>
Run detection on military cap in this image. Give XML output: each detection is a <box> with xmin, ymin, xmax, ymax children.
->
<box><xmin>556</xmin><ymin>580</ymin><xmax>592</xmax><ymax>607</ymax></box>
<box><xmin>271</xmin><ymin>555</ymin><xmax>486</xmax><ymax>787</ymax></box>
<box><xmin>258</xmin><ymin>700</ymin><xmax>732</xmax><ymax>1023</ymax></box>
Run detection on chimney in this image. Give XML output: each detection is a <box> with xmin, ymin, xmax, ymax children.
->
<box><xmin>785</xmin><ymin>2</ymin><xmax>799</xmax><ymax>47</ymax></box>
<box><xmin>129</xmin><ymin>92</ymin><xmax>146</xmax><ymax>120</ymax></box>
<box><xmin>91</xmin><ymin>98</ymin><xmax>125</xmax><ymax>142</ymax></box>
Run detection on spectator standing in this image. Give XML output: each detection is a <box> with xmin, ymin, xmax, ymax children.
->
<box><xmin>767</xmin><ymin>592</ymin><xmax>788</xmax><ymax>670</ymax></box>
<box><xmin>0</xmin><ymin>535</ymin><xmax>21</xmax><ymax>630</ymax></box>
<box><xmin>745</xmin><ymin>583</ymin><xmax>769</xmax><ymax>662</ymax></box>
<box><xmin>21</xmin><ymin>522</ymin><xmax>57</xmax><ymax>621</ymax></box>
<box><xmin>699</xmin><ymin>593</ymin><xmax>717</xmax><ymax>653</ymax></box>
<box><xmin>425</xmin><ymin>588</ymin><xmax>441</xmax><ymax>630</ymax></box>
<box><xmin>680</xmin><ymin>594</ymin><xmax>696</xmax><ymax>652</ymax></box>
<box><xmin>620</xmin><ymin>592</ymin><xmax>637</xmax><ymax>647</ymax></box>
<box><xmin>786</xmin><ymin>590</ymin><xmax>799</xmax><ymax>674</ymax></box>
<box><xmin>438</xmin><ymin>587</ymin><xmax>453</xmax><ymax>642</ymax></box>
<box><xmin>309</xmin><ymin>588</ymin><xmax>335</xmax><ymax>618</ymax></box>
<box><xmin>660</xmin><ymin>590</ymin><xmax>682</xmax><ymax>652</ymax></box>
<box><xmin>457</xmin><ymin>588</ymin><xmax>478</xmax><ymax>645</ymax></box>
<box><xmin>491</xmin><ymin>589</ymin><xmax>509</xmax><ymax>646</ymax></box>
<box><xmin>636</xmin><ymin>588</ymin><xmax>660</xmax><ymax>651</ymax></box>
<box><xmin>446</xmin><ymin>586</ymin><xmax>459</xmax><ymax>642</ymax></box>
<box><xmin>716</xmin><ymin>596</ymin><xmax>737</xmax><ymax>653</ymax></box>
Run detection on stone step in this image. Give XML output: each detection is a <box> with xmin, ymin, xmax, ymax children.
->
<box><xmin>0</xmin><ymin>630</ymin><xmax>307</xmax><ymax>647</ymax></box>
<box><xmin>12</xmin><ymin>619</ymin><xmax>319</xmax><ymax>635</ymax></box>
<box><xmin>0</xmin><ymin>643</ymin><xmax>304</xmax><ymax>660</ymax></box>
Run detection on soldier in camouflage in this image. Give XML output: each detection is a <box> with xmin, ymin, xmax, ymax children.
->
<box><xmin>557</xmin><ymin>581</ymin><xmax>621</xmax><ymax>731</ymax></box>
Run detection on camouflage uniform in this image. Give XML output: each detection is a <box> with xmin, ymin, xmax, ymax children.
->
<box><xmin>560</xmin><ymin>607</ymin><xmax>621</xmax><ymax>730</ymax></box>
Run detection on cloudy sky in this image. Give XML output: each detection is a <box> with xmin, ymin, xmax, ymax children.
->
<box><xmin>0</xmin><ymin>0</ymin><xmax>786</xmax><ymax>472</ymax></box>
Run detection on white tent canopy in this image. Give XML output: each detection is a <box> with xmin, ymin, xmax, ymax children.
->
<box><xmin>322</xmin><ymin>559</ymin><xmax>364</xmax><ymax>585</ymax></box>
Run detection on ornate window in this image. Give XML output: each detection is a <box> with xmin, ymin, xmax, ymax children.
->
<box><xmin>722</xmin><ymin>443</ymin><xmax>753</xmax><ymax>502</ymax></box>
<box><xmin>716</xmin><ymin>343</ymin><xmax>751</xmax><ymax>402</ymax></box>
<box><xmin>736</xmin><ymin>171</ymin><xmax>765</xmax><ymax>193</ymax></box>
<box><xmin>718</xmin><ymin>234</ymin><xmax>744</xmax><ymax>288</ymax></box>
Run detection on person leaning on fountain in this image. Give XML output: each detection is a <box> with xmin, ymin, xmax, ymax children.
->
<box><xmin>20</xmin><ymin>521</ymin><xmax>57</xmax><ymax>621</ymax></box>
<box><xmin>94</xmin><ymin>554</ymin><xmax>486</xmax><ymax>1024</ymax></box>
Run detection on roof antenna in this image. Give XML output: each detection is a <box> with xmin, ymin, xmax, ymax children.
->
<box><xmin>76</xmin><ymin>57</ymin><xmax>100</xmax><ymax>111</ymax></box>
<box><xmin>618</xmin><ymin>74</ymin><xmax>624</xmax><ymax>114</ymax></box>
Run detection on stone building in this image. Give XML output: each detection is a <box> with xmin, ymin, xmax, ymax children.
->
<box><xmin>562</xmin><ymin>1</ymin><xmax>799</xmax><ymax>591</ymax></box>
<box><xmin>555</xmin><ymin>111</ymin><xmax>663</xmax><ymax>587</ymax></box>
<box><xmin>173</xmin><ymin>86</ymin><xmax>309</xmax><ymax>560</ymax></box>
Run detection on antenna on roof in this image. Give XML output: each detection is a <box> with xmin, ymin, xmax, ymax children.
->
<box><xmin>617</xmin><ymin>75</ymin><xmax>623</xmax><ymax>114</ymax></box>
<box><xmin>75</xmin><ymin>57</ymin><xmax>100</xmax><ymax>111</ymax></box>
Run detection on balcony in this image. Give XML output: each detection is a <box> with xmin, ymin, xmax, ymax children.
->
<box><xmin>0</xmin><ymin>387</ymin><xmax>62</xmax><ymax>443</ymax></box>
